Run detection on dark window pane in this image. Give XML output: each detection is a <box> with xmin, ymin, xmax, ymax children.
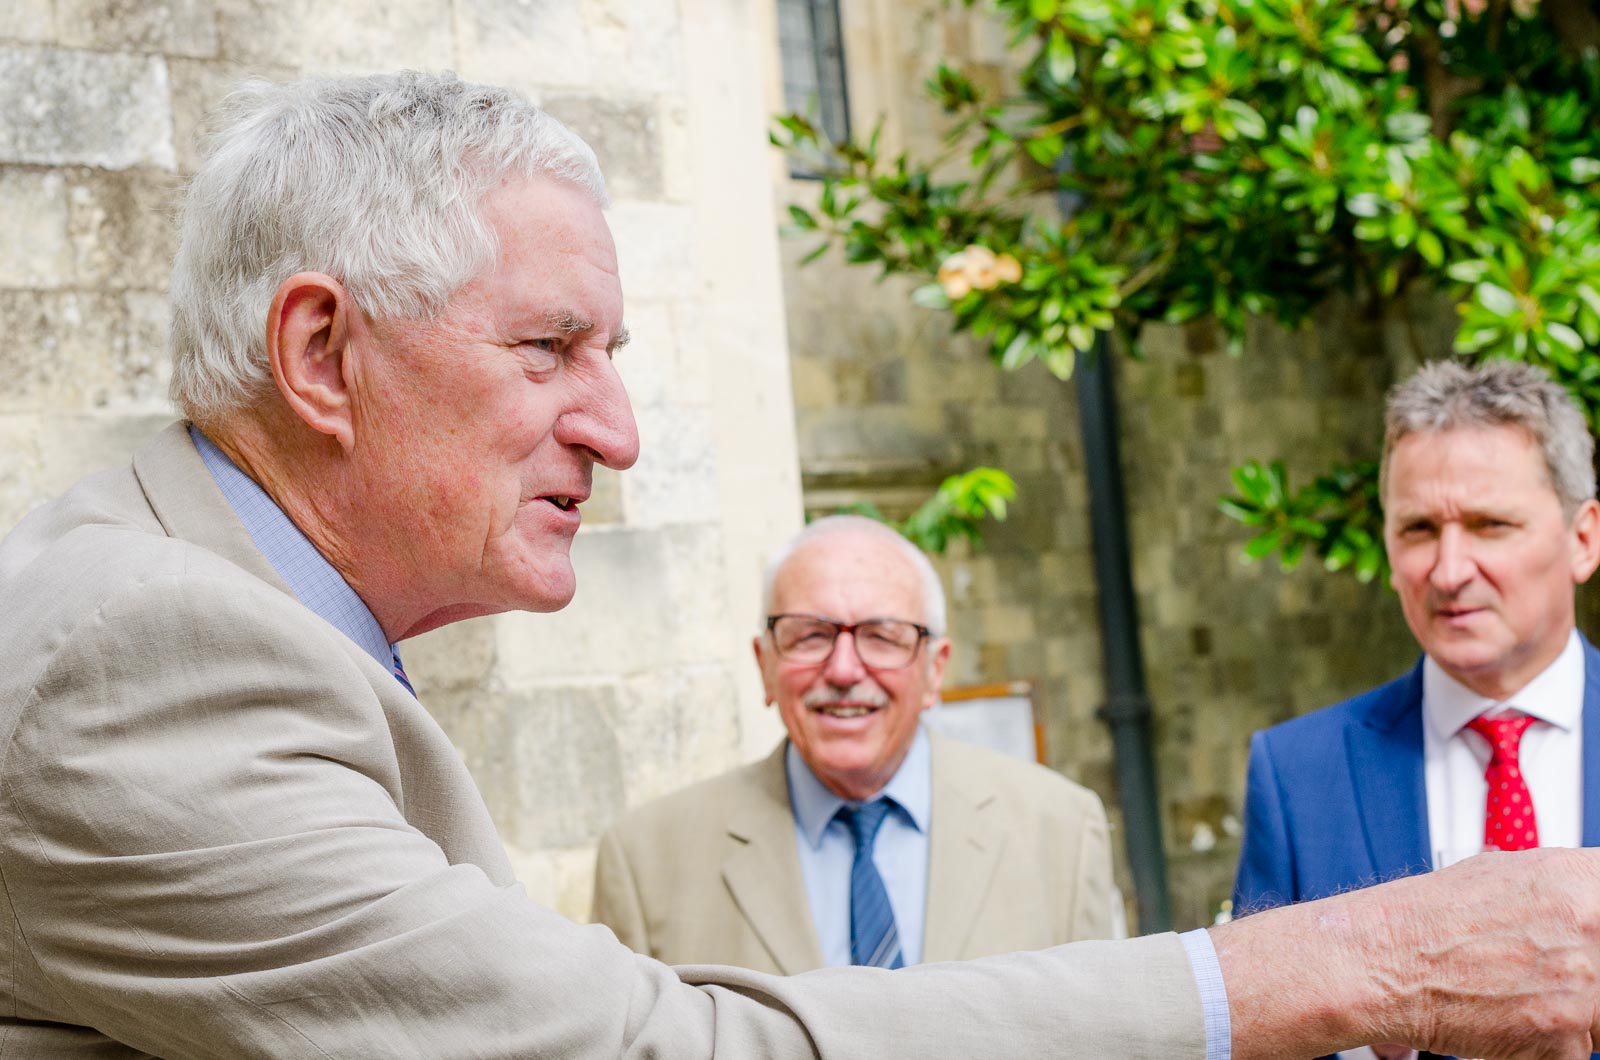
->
<box><xmin>776</xmin><ymin>0</ymin><xmax>851</xmax><ymax>179</ymax></box>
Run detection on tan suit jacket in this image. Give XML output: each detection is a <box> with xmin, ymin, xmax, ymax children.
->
<box><xmin>591</xmin><ymin>736</ymin><xmax>1115</xmax><ymax>973</ymax></box>
<box><xmin>0</xmin><ymin>423</ymin><xmax>1205</xmax><ymax>1058</ymax></box>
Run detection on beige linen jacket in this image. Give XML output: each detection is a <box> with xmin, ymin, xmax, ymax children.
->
<box><xmin>591</xmin><ymin>735</ymin><xmax>1116</xmax><ymax>973</ymax></box>
<box><xmin>0</xmin><ymin>423</ymin><xmax>1206</xmax><ymax>1058</ymax></box>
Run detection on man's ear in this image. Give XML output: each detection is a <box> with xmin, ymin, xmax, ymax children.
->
<box><xmin>921</xmin><ymin>637</ymin><xmax>952</xmax><ymax>712</ymax></box>
<box><xmin>1569</xmin><ymin>498</ymin><xmax>1600</xmax><ymax>584</ymax></box>
<box><xmin>753</xmin><ymin>635</ymin><xmax>777</xmax><ymax>706</ymax></box>
<box><xmin>267</xmin><ymin>272</ymin><xmax>357</xmax><ymax>449</ymax></box>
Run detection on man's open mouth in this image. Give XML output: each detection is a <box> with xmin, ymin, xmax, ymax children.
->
<box><xmin>543</xmin><ymin>495</ymin><xmax>578</xmax><ymax>511</ymax></box>
<box><xmin>812</xmin><ymin>704</ymin><xmax>880</xmax><ymax>718</ymax></box>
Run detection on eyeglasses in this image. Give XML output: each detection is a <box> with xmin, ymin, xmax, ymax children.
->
<box><xmin>765</xmin><ymin>613</ymin><xmax>932</xmax><ymax>670</ymax></box>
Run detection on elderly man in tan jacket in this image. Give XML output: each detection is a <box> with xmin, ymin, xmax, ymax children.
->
<box><xmin>593</xmin><ymin>515</ymin><xmax>1116</xmax><ymax>973</ymax></box>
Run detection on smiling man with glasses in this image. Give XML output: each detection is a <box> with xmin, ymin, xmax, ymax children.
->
<box><xmin>591</xmin><ymin>514</ymin><xmax>1117</xmax><ymax>973</ymax></box>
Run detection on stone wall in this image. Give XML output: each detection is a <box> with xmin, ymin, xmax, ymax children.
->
<box><xmin>777</xmin><ymin>0</ymin><xmax>1431</xmax><ymax>929</ymax></box>
<box><xmin>0</xmin><ymin>0</ymin><xmax>798</xmax><ymax>921</ymax></box>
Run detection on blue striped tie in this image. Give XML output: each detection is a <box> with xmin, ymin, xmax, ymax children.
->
<box><xmin>837</xmin><ymin>799</ymin><xmax>904</xmax><ymax>969</ymax></box>
<box><xmin>391</xmin><ymin>650</ymin><xmax>416</xmax><ymax>697</ymax></box>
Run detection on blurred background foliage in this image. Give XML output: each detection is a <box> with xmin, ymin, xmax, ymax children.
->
<box><xmin>835</xmin><ymin>466</ymin><xmax>1019</xmax><ymax>554</ymax></box>
<box><xmin>774</xmin><ymin>0</ymin><xmax>1600</xmax><ymax>581</ymax></box>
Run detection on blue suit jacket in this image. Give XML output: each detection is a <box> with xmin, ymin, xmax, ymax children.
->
<box><xmin>1234</xmin><ymin>636</ymin><xmax>1600</xmax><ymax>1059</ymax></box>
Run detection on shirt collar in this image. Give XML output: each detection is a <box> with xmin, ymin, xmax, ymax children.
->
<box><xmin>1424</xmin><ymin>627</ymin><xmax>1584</xmax><ymax>740</ymax></box>
<box><xmin>786</xmin><ymin>725</ymin><xmax>932</xmax><ymax>849</ymax></box>
<box><xmin>189</xmin><ymin>426</ymin><xmax>398</xmax><ymax>672</ymax></box>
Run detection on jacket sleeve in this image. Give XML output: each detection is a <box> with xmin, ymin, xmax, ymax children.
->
<box><xmin>0</xmin><ymin>569</ymin><xmax>1208</xmax><ymax>1059</ymax></box>
<box><xmin>1233</xmin><ymin>729</ymin><xmax>1297</xmax><ymax>915</ymax></box>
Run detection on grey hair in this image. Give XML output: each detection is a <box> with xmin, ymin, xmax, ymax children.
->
<box><xmin>760</xmin><ymin>515</ymin><xmax>948</xmax><ymax>637</ymax></box>
<box><xmin>169</xmin><ymin>70</ymin><xmax>607</xmax><ymax>422</ymax></box>
<box><xmin>1382</xmin><ymin>359</ymin><xmax>1596</xmax><ymax>516</ymax></box>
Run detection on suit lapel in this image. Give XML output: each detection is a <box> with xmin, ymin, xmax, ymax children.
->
<box><xmin>1345</xmin><ymin>663</ymin><xmax>1432</xmax><ymax>876</ymax></box>
<box><xmin>922</xmin><ymin>734</ymin><xmax>1004</xmax><ymax>964</ymax></box>
<box><xmin>721</xmin><ymin>744</ymin><xmax>824</xmax><ymax>974</ymax></box>
<box><xmin>1581</xmin><ymin>637</ymin><xmax>1600</xmax><ymax>847</ymax></box>
<box><xmin>131</xmin><ymin>422</ymin><xmax>295</xmax><ymax>597</ymax></box>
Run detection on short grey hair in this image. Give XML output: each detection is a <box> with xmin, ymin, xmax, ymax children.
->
<box><xmin>760</xmin><ymin>515</ymin><xmax>948</xmax><ymax>637</ymax></box>
<box><xmin>1382</xmin><ymin>359</ymin><xmax>1596</xmax><ymax>516</ymax></box>
<box><xmin>169</xmin><ymin>70</ymin><xmax>607</xmax><ymax>422</ymax></box>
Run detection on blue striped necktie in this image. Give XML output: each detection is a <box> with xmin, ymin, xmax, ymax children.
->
<box><xmin>391</xmin><ymin>650</ymin><xmax>416</xmax><ymax>697</ymax></box>
<box><xmin>836</xmin><ymin>799</ymin><xmax>904</xmax><ymax>969</ymax></box>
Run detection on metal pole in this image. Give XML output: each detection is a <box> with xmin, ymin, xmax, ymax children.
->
<box><xmin>1074</xmin><ymin>335</ymin><xmax>1172</xmax><ymax>933</ymax></box>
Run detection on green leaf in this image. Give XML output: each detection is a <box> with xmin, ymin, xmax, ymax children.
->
<box><xmin>1047</xmin><ymin>29</ymin><xmax>1076</xmax><ymax>83</ymax></box>
<box><xmin>1242</xmin><ymin>528</ymin><xmax>1284</xmax><ymax>562</ymax></box>
<box><xmin>1476</xmin><ymin>283</ymin><xmax>1519</xmax><ymax>317</ymax></box>
<box><xmin>787</xmin><ymin>205</ymin><xmax>817</xmax><ymax>230</ymax></box>
<box><xmin>911</xmin><ymin>283</ymin><xmax>950</xmax><ymax>309</ymax></box>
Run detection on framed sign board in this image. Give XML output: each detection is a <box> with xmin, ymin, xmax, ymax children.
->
<box><xmin>921</xmin><ymin>681</ymin><xmax>1044</xmax><ymax>765</ymax></box>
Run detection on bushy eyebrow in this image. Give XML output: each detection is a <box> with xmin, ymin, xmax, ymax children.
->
<box><xmin>545</xmin><ymin>311</ymin><xmax>630</xmax><ymax>355</ymax></box>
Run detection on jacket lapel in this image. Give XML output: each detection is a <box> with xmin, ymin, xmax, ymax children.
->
<box><xmin>922</xmin><ymin>734</ymin><xmax>1004</xmax><ymax>964</ymax></box>
<box><xmin>1345</xmin><ymin>662</ymin><xmax>1432</xmax><ymax>876</ymax></box>
<box><xmin>720</xmin><ymin>743</ymin><xmax>824</xmax><ymax>974</ymax></box>
<box><xmin>131</xmin><ymin>422</ymin><xmax>295</xmax><ymax>597</ymax></box>
<box><xmin>1581</xmin><ymin>636</ymin><xmax>1600</xmax><ymax>847</ymax></box>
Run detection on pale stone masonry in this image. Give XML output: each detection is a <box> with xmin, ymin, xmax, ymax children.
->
<box><xmin>0</xmin><ymin>0</ymin><xmax>797</xmax><ymax>921</ymax></box>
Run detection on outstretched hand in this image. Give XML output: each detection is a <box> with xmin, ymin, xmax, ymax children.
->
<box><xmin>1214</xmin><ymin>847</ymin><xmax>1600</xmax><ymax>1060</ymax></box>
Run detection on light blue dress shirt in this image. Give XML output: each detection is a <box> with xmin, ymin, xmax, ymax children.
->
<box><xmin>194</xmin><ymin>426</ymin><xmax>1229</xmax><ymax>1056</ymax></box>
<box><xmin>190</xmin><ymin>427</ymin><xmax>401</xmax><ymax>672</ymax></box>
<box><xmin>787</xmin><ymin>726</ymin><xmax>932</xmax><ymax>967</ymax></box>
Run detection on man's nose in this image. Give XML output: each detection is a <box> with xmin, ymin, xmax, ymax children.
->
<box><xmin>1430</xmin><ymin>524</ymin><xmax>1475</xmax><ymax>594</ymax></box>
<box><xmin>559</xmin><ymin>358</ymin><xmax>640</xmax><ymax>470</ymax></box>
<box><xmin>822</xmin><ymin>629</ymin><xmax>869</xmax><ymax>686</ymax></box>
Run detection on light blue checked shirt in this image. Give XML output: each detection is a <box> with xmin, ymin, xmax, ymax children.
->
<box><xmin>190</xmin><ymin>427</ymin><xmax>401</xmax><ymax>675</ymax></box>
<box><xmin>787</xmin><ymin>726</ymin><xmax>932</xmax><ymax>967</ymax></box>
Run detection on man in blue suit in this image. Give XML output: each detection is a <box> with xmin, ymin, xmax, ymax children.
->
<box><xmin>1235</xmin><ymin>360</ymin><xmax>1600</xmax><ymax>1060</ymax></box>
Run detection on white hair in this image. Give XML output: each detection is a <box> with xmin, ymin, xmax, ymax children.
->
<box><xmin>169</xmin><ymin>70</ymin><xmax>607</xmax><ymax>422</ymax></box>
<box><xmin>760</xmin><ymin>515</ymin><xmax>948</xmax><ymax>636</ymax></box>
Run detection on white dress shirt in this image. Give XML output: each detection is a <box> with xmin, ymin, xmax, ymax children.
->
<box><xmin>1423</xmin><ymin>628</ymin><xmax>1584</xmax><ymax>863</ymax></box>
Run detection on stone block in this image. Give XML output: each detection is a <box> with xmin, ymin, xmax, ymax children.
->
<box><xmin>608</xmin><ymin>202</ymin><xmax>694</xmax><ymax>301</ymax></box>
<box><xmin>0</xmin><ymin>412</ymin><xmax>172</xmax><ymax>529</ymax></box>
<box><xmin>613</xmin><ymin>663</ymin><xmax>744</xmax><ymax>805</ymax></box>
<box><xmin>623</xmin><ymin>404</ymin><xmax>719</xmax><ymax>527</ymax></box>
<box><xmin>542</xmin><ymin>95</ymin><xmax>664</xmax><ymax>202</ymax></box>
<box><xmin>430</xmin><ymin>682</ymin><xmax>626</xmax><ymax>851</ymax></box>
<box><xmin>216</xmin><ymin>0</ymin><xmax>453</xmax><ymax>71</ymax></box>
<box><xmin>0</xmin><ymin>48</ymin><xmax>176</xmax><ymax>170</ymax></box>
<box><xmin>0</xmin><ymin>168</ymin><xmax>70</xmax><ymax>288</ymax></box>
<box><xmin>116</xmin><ymin>290</ymin><xmax>173</xmax><ymax>409</ymax></box>
<box><xmin>612</xmin><ymin>301</ymin><xmax>708</xmax><ymax>411</ymax></box>
<box><xmin>0</xmin><ymin>290</ymin><xmax>123</xmax><ymax>412</ymax></box>
<box><xmin>0</xmin><ymin>1</ymin><xmax>54</xmax><ymax>43</ymax></box>
<box><xmin>55</xmin><ymin>0</ymin><xmax>220</xmax><ymax>56</ymax></box>
<box><xmin>67</xmin><ymin>167</ymin><xmax>182</xmax><ymax>290</ymax></box>
<box><xmin>404</xmin><ymin>613</ymin><xmax>500</xmax><ymax>695</ymax></box>
<box><xmin>454</xmin><ymin>0</ymin><xmax>594</xmax><ymax>91</ymax></box>
<box><xmin>495</xmin><ymin>524</ymin><xmax>732</xmax><ymax>683</ymax></box>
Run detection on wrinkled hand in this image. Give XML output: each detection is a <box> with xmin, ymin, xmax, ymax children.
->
<box><xmin>1397</xmin><ymin>849</ymin><xmax>1600</xmax><ymax>1060</ymax></box>
<box><xmin>1216</xmin><ymin>848</ymin><xmax>1600</xmax><ymax>1060</ymax></box>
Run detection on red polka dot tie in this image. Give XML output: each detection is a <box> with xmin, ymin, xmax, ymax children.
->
<box><xmin>1466</xmin><ymin>713</ymin><xmax>1539</xmax><ymax>852</ymax></box>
